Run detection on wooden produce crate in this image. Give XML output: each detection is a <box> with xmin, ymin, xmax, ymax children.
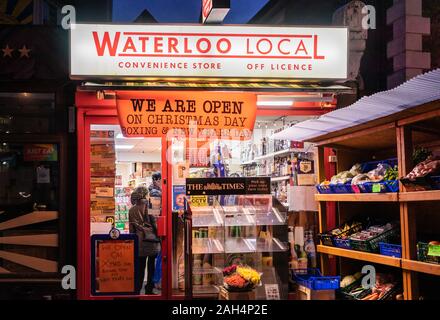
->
<box><xmin>219</xmin><ymin>286</ymin><xmax>256</xmax><ymax>300</ymax></box>
<box><xmin>296</xmin><ymin>285</ymin><xmax>335</xmax><ymax>300</ymax></box>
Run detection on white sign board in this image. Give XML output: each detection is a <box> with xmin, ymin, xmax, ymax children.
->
<box><xmin>70</xmin><ymin>24</ymin><xmax>348</xmax><ymax>80</ymax></box>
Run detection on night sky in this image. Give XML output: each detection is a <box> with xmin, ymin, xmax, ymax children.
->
<box><xmin>113</xmin><ymin>0</ymin><xmax>269</xmax><ymax>23</ymax></box>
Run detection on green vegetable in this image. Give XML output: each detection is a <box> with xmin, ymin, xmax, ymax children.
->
<box><xmin>413</xmin><ymin>147</ymin><xmax>432</xmax><ymax>166</ymax></box>
<box><xmin>384</xmin><ymin>165</ymin><xmax>398</xmax><ymax>181</ymax></box>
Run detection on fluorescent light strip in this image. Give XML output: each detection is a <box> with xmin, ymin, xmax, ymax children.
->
<box><xmin>115</xmin><ymin>145</ymin><xmax>134</xmax><ymax>150</ymax></box>
<box><xmin>256</xmin><ymin>101</ymin><xmax>293</xmax><ymax>107</ymax></box>
<box><xmin>116</xmin><ymin>133</ymin><xmax>143</xmax><ymax>139</ymax></box>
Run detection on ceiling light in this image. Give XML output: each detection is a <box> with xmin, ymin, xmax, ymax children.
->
<box><xmin>115</xmin><ymin>145</ymin><xmax>134</xmax><ymax>150</ymax></box>
<box><xmin>256</xmin><ymin>101</ymin><xmax>293</xmax><ymax>107</ymax></box>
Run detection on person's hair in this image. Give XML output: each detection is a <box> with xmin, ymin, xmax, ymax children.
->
<box><xmin>152</xmin><ymin>171</ymin><xmax>161</xmax><ymax>181</ymax></box>
<box><xmin>131</xmin><ymin>186</ymin><xmax>148</xmax><ymax>205</ymax></box>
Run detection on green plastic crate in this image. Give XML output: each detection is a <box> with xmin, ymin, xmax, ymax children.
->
<box><xmin>349</xmin><ymin>227</ymin><xmax>398</xmax><ymax>253</ymax></box>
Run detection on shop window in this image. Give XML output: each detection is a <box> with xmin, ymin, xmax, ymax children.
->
<box><xmin>0</xmin><ymin>93</ymin><xmax>55</xmax><ymax>134</ymax></box>
<box><xmin>0</xmin><ymin>142</ymin><xmax>60</xmax><ymax>274</ymax></box>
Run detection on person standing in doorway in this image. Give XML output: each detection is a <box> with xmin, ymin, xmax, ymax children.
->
<box><xmin>148</xmin><ymin>171</ymin><xmax>162</xmax><ymax>197</ymax></box>
<box><xmin>129</xmin><ymin>186</ymin><xmax>160</xmax><ymax>294</ymax></box>
<box><xmin>148</xmin><ymin>171</ymin><xmax>162</xmax><ymax>291</ymax></box>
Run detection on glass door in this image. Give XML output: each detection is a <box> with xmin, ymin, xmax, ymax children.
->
<box><xmin>85</xmin><ymin>117</ymin><xmax>168</xmax><ymax>299</ymax></box>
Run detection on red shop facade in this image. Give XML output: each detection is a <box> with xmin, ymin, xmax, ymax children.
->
<box><xmin>71</xmin><ymin>23</ymin><xmax>350</xmax><ymax>300</ymax></box>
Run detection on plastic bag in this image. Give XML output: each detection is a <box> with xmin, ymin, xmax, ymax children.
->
<box><xmin>367</xmin><ymin>163</ymin><xmax>390</xmax><ymax>182</ymax></box>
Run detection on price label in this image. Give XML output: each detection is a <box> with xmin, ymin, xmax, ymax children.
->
<box><xmin>428</xmin><ymin>244</ymin><xmax>440</xmax><ymax>257</ymax></box>
<box><xmin>265</xmin><ymin>284</ymin><xmax>280</xmax><ymax>300</ymax></box>
<box><xmin>372</xmin><ymin>184</ymin><xmax>381</xmax><ymax>193</ymax></box>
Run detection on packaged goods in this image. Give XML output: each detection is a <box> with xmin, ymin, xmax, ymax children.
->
<box><xmin>405</xmin><ymin>156</ymin><xmax>440</xmax><ymax>180</ymax></box>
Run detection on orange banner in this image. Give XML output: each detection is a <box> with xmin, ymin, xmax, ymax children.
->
<box><xmin>116</xmin><ymin>91</ymin><xmax>257</xmax><ymax>140</ymax></box>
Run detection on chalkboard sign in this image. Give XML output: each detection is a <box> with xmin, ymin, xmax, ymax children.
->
<box><xmin>91</xmin><ymin>234</ymin><xmax>139</xmax><ymax>295</ymax></box>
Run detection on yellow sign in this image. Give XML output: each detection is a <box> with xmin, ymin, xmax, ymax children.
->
<box><xmin>190</xmin><ymin>196</ymin><xmax>208</xmax><ymax>207</ymax></box>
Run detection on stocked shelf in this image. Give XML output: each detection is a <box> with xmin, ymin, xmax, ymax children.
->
<box><xmin>399</xmin><ymin>190</ymin><xmax>440</xmax><ymax>202</ymax></box>
<box><xmin>254</xmin><ymin>148</ymin><xmax>303</xmax><ymax>161</ymax></box>
<box><xmin>241</xmin><ymin>148</ymin><xmax>305</xmax><ymax>165</ymax></box>
<box><xmin>192</xmin><ymin>238</ymin><xmax>224</xmax><ymax>254</ymax></box>
<box><xmin>317</xmin><ymin>245</ymin><xmax>401</xmax><ymax>267</ymax></box>
<box><xmin>401</xmin><ymin>259</ymin><xmax>440</xmax><ymax>276</ymax></box>
<box><xmin>241</xmin><ymin>160</ymin><xmax>257</xmax><ymax>166</ymax></box>
<box><xmin>271</xmin><ymin>175</ymin><xmax>291</xmax><ymax>182</ymax></box>
<box><xmin>315</xmin><ymin>193</ymin><xmax>398</xmax><ymax>202</ymax></box>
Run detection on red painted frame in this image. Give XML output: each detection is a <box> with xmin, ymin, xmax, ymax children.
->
<box><xmin>76</xmin><ymin>89</ymin><xmax>334</xmax><ymax>300</ymax></box>
<box><xmin>77</xmin><ymin>109</ymin><xmax>169</xmax><ymax>300</ymax></box>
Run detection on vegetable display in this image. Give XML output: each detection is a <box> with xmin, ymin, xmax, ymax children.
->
<box><xmin>318</xmin><ymin>160</ymin><xmax>399</xmax><ymax>194</ymax></box>
<box><xmin>412</xmin><ymin>146</ymin><xmax>432</xmax><ymax>166</ymax></box>
<box><xmin>349</xmin><ymin>223</ymin><xmax>395</xmax><ymax>241</ymax></box>
<box><xmin>384</xmin><ymin>165</ymin><xmax>398</xmax><ymax>181</ymax></box>
<box><xmin>341</xmin><ymin>272</ymin><xmax>399</xmax><ymax>300</ymax></box>
<box><xmin>331</xmin><ymin>221</ymin><xmax>362</xmax><ymax>239</ymax></box>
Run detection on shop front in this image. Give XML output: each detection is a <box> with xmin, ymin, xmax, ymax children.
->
<box><xmin>71</xmin><ymin>23</ymin><xmax>351</xmax><ymax>300</ymax></box>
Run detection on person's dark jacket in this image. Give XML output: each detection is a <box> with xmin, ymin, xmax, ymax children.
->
<box><xmin>148</xmin><ymin>182</ymin><xmax>162</xmax><ymax>198</ymax></box>
<box><xmin>129</xmin><ymin>204</ymin><xmax>161</xmax><ymax>257</ymax></box>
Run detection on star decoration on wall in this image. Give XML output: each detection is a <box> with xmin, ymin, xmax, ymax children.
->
<box><xmin>18</xmin><ymin>45</ymin><xmax>31</xmax><ymax>58</ymax></box>
<box><xmin>2</xmin><ymin>45</ymin><xmax>14</xmax><ymax>58</ymax></box>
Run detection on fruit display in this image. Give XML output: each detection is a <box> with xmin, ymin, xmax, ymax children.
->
<box><xmin>223</xmin><ymin>264</ymin><xmax>261</xmax><ymax>291</ymax></box>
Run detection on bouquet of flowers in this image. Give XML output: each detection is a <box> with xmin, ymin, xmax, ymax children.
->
<box><xmin>223</xmin><ymin>264</ymin><xmax>261</xmax><ymax>292</ymax></box>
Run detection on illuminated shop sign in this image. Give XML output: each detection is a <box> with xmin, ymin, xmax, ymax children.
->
<box><xmin>70</xmin><ymin>24</ymin><xmax>348</xmax><ymax>80</ymax></box>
